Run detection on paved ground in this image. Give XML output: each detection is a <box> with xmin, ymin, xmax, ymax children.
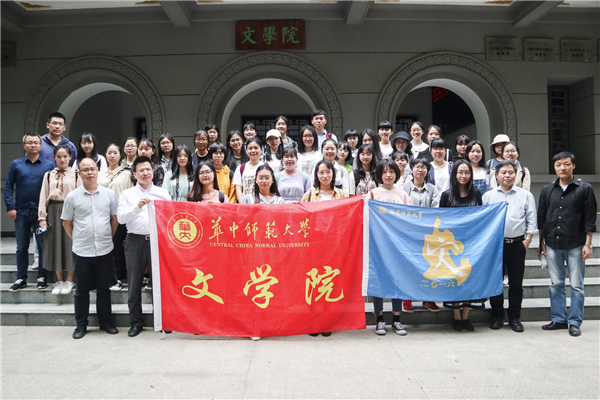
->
<box><xmin>2</xmin><ymin>321</ymin><xmax>598</xmax><ymax>399</ymax></box>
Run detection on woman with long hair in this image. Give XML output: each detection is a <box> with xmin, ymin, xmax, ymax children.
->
<box><xmin>163</xmin><ymin>145</ymin><xmax>193</xmax><ymax>201</ymax></box>
<box><xmin>137</xmin><ymin>138</ymin><xmax>165</xmax><ymax>187</ymax></box>
<box><xmin>157</xmin><ymin>133</ymin><xmax>175</xmax><ymax>171</ymax></box>
<box><xmin>98</xmin><ymin>143</ymin><xmax>132</xmax><ymax>291</ymax></box>
<box><xmin>336</xmin><ymin>141</ymin><xmax>354</xmax><ymax>175</ymax></box>
<box><xmin>209</xmin><ymin>142</ymin><xmax>237</xmax><ymax>203</ymax></box>
<box><xmin>39</xmin><ymin>145</ymin><xmax>81</xmax><ymax>295</ymax></box>
<box><xmin>275</xmin><ymin>115</ymin><xmax>297</xmax><ymax>150</ymax></box>
<box><xmin>302</xmin><ymin>159</ymin><xmax>347</xmax><ymax>201</ymax></box>
<box><xmin>297</xmin><ymin>125</ymin><xmax>321</xmax><ymax>176</ymax></box>
<box><xmin>360</xmin><ymin>129</ymin><xmax>383</xmax><ymax>162</ymax></box>
<box><xmin>232</xmin><ymin>137</ymin><xmax>264</xmax><ymax>201</ymax></box>
<box><xmin>343</xmin><ymin>129</ymin><xmax>360</xmax><ymax>159</ymax></box>
<box><xmin>353</xmin><ymin>144</ymin><xmax>378</xmax><ymax>196</ymax></box>
<box><xmin>241</xmin><ymin>165</ymin><xmax>284</xmax><ymax>204</ymax></box>
<box><xmin>74</xmin><ymin>132</ymin><xmax>107</xmax><ymax>171</ymax></box>
<box><xmin>467</xmin><ymin>140</ymin><xmax>489</xmax><ymax>196</ymax></box>
<box><xmin>187</xmin><ymin>161</ymin><xmax>229</xmax><ymax>203</ymax></box>
<box><xmin>224</xmin><ymin>130</ymin><xmax>248</xmax><ymax>170</ymax></box>
<box><xmin>318</xmin><ymin>139</ymin><xmax>351</xmax><ymax>195</ymax></box>
<box><xmin>263</xmin><ymin>129</ymin><xmax>283</xmax><ymax>172</ymax></box>
<box><xmin>439</xmin><ymin>159</ymin><xmax>483</xmax><ymax>331</ymax></box>
<box><xmin>275</xmin><ymin>147</ymin><xmax>310</xmax><ymax>203</ymax></box>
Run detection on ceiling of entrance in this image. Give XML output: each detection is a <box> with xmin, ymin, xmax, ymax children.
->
<box><xmin>3</xmin><ymin>0</ymin><xmax>598</xmax><ymax>32</ymax></box>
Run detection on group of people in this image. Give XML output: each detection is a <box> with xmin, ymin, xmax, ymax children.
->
<box><xmin>4</xmin><ymin>110</ymin><xmax>596</xmax><ymax>339</ymax></box>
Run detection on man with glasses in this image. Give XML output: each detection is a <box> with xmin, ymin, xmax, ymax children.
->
<box><xmin>40</xmin><ymin>112</ymin><xmax>77</xmax><ymax>167</ymax></box>
<box><xmin>117</xmin><ymin>157</ymin><xmax>171</xmax><ymax>337</ymax></box>
<box><xmin>483</xmin><ymin>160</ymin><xmax>537</xmax><ymax>332</ymax></box>
<box><xmin>4</xmin><ymin>133</ymin><xmax>55</xmax><ymax>291</ymax></box>
<box><xmin>62</xmin><ymin>158</ymin><xmax>119</xmax><ymax>339</ymax></box>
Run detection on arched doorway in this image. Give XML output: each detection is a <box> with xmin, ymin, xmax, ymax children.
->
<box><xmin>196</xmin><ymin>52</ymin><xmax>343</xmax><ymax>141</ymax></box>
<box><xmin>377</xmin><ymin>52</ymin><xmax>517</xmax><ymax>150</ymax></box>
<box><xmin>24</xmin><ymin>56</ymin><xmax>165</xmax><ymax>145</ymax></box>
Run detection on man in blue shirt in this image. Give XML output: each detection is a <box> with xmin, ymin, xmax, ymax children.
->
<box><xmin>40</xmin><ymin>112</ymin><xmax>77</xmax><ymax>167</ymax></box>
<box><xmin>4</xmin><ymin>133</ymin><xmax>55</xmax><ymax>291</ymax></box>
<box><xmin>313</xmin><ymin>109</ymin><xmax>337</xmax><ymax>150</ymax></box>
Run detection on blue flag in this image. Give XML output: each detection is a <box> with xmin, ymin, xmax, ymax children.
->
<box><xmin>363</xmin><ymin>200</ymin><xmax>506</xmax><ymax>302</ymax></box>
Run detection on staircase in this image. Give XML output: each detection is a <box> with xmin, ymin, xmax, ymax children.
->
<box><xmin>1</xmin><ymin>235</ymin><xmax>599</xmax><ymax>327</ymax></box>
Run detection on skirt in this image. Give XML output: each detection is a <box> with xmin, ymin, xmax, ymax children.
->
<box><xmin>42</xmin><ymin>201</ymin><xmax>74</xmax><ymax>272</ymax></box>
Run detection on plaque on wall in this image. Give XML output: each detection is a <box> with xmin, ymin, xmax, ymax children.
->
<box><xmin>524</xmin><ymin>38</ymin><xmax>555</xmax><ymax>62</ymax></box>
<box><xmin>236</xmin><ymin>20</ymin><xmax>305</xmax><ymax>51</ymax></box>
<box><xmin>485</xmin><ymin>37</ymin><xmax>518</xmax><ymax>61</ymax></box>
<box><xmin>560</xmin><ymin>39</ymin><xmax>591</xmax><ymax>63</ymax></box>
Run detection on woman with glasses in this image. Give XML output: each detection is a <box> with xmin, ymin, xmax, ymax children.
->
<box><xmin>210</xmin><ymin>142</ymin><xmax>237</xmax><ymax>203</ymax></box>
<box><xmin>489</xmin><ymin>142</ymin><xmax>531</xmax><ymax>191</ymax></box>
<box><xmin>192</xmin><ymin>130</ymin><xmax>210</xmax><ymax>172</ymax></box>
<box><xmin>157</xmin><ymin>133</ymin><xmax>175</xmax><ymax>171</ymax></box>
<box><xmin>187</xmin><ymin>161</ymin><xmax>229</xmax><ymax>203</ymax></box>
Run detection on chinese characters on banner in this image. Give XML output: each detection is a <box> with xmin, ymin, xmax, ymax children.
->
<box><xmin>236</xmin><ymin>20</ymin><xmax>305</xmax><ymax>51</ymax></box>
<box><xmin>364</xmin><ymin>201</ymin><xmax>506</xmax><ymax>302</ymax></box>
<box><xmin>149</xmin><ymin>197</ymin><xmax>365</xmax><ymax>337</ymax></box>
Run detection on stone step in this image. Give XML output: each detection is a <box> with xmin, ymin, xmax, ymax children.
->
<box><xmin>0</xmin><ymin>282</ymin><xmax>152</xmax><ymax>304</ymax></box>
<box><xmin>2</xmin><ymin>298</ymin><xmax>597</xmax><ymax>327</ymax></box>
<box><xmin>2</xmin><ymin>259</ymin><xmax>599</xmax><ymax>283</ymax></box>
<box><xmin>502</xmin><ymin>277</ymin><xmax>600</xmax><ymax>298</ymax></box>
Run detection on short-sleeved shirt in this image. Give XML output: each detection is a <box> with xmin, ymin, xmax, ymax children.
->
<box><xmin>232</xmin><ymin>162</ymin><xmax>264</xmax><ymax>197</ymax></box>
<box><xmin>61</xmin><ymin>185</ymin><xmax>118</xmax><ymax>257</ymax></box>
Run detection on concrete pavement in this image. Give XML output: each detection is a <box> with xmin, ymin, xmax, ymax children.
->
<box><xmin>2</xmin><ymin>321</ymin><xmax>598</xmax><ymax>399</ymax></box>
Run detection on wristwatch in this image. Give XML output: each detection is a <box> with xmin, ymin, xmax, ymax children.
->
<box><xmin>585</xmin><ymin>243</ymin><xmax>593</xmax><ymax>250</ymax></box>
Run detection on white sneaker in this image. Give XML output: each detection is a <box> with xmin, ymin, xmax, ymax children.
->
<box><xmin>52</xmin><ymin>281</ymin><xmax>64</xmax><ymax>295</ymax></box>
<box><xmin>250</xmin><ymin>337</ymin><xmax>261</xmax><ymax>341</ymax></box>
<box><xmin>503</xmin><ymin>275</ymin><xmax>509</xmax><ymax>286</ymax></box>
<box><xmin>110</xmin><ymin>280</ymin><xmax>123</xmax><ymax>291</ymax></box>
<box><xmin>61</xmin><ymin>281</ymin><xmax>74</xmax><ymax>295</ymax></box>
<box><xmin>392</xmin><ymin>321</ymin><xmax>407</xmax><ymax>336</ymax></box>
<box><xmin>375</xmin><ymin>321</ymin><xmax>386</xmax><ymax>335</ymax></box>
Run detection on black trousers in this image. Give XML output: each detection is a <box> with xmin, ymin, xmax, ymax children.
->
<box><xmin>74</xmin><ymin>253</ymin><xmax>113</xmax><ymax>327</ymax></box>
<box><xmin>490</xmin><ymin>240</ymin><xmax>526</xmax><ymax>320</ymax></box>
<box><xmin>112</xmin><ymin>224</ymin><xmax>128</xmax><ymax>282</ymax></box>
<box><xmin>124</xmin><ymin>234</ymin><xmax>151</xmax><ymax>327</ymax></box>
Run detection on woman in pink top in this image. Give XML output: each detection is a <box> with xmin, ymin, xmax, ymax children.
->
<box><xmin>187</xmin><ymin>162</ymin><xmax>229</xmax><ymax>203</ymax></box>
<box><xmin>367</xmin><ymin>159</ymin><xmax>412</xmax><ymax>336</ymax></box>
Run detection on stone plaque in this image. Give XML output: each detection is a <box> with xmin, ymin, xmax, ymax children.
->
<box><xmin>485</xmin><ymin>37</ymin><xmax>519</xmax><ymax>61</ymax></box>
<box><xmin>560</xmin><ymin>39</ymin><xmax>591</xmax><ymax>63</ymax></box>
<box><xmin>524</xmin><ymin>38</ymin><xmax>555</xmax><ymax>62</ymax></box>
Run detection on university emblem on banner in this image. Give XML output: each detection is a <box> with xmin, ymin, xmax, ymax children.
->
<box><xmin>167</xmin><ymin>213</ymin><xmax>203</xmax><ymax>248</ymax></box>
<box><xmin>422</xmin><ymin>218</ymin><xmax>472</xmax><ymax>286</ymax></box>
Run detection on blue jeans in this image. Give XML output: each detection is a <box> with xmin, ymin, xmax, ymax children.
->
<box><xmin>546</xmin><ymin>245</ymin><xmax>585</xmax><ymax>327</ymax></box>
<box><xmin>15</xmin><ymin>211</ymin><xmax>47</xmax><ymax>281</ymax></box>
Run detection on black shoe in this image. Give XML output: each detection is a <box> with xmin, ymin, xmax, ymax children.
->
<box><xmin>462</xmin><ymin>319</ymin><xmax>474</xmax><ymax>331</ymax></box>
<box><xmin>542</xmin><ymin>321</ymin><xmax>568</xmax><ymax>330</ymax></box>
<box><xmin>452</xmin><ymin>319</ymin><xmax>463</xmax><ymax>331</ymax></box>
<box><xmin>509</xmin><ymin>319</ymin><xmax>524</xmax><ymax>332</ymax></box>
<box><xmin>569</xmin><ymin>325</ymin><xmax>581</xmax><ymax>337</ymax></box>
<box><xmin>309</xmin><ymin>333</ymin><xmax>319</xmax><ymax>337</ymax></box>
<box><xmin>163</xmin><ymin>330</ymin><xmax>172</xmax><ymax>334</ymax></box>
<box><xmin>36</xmin><ymin>277</ymin><xmax>48</xmax><ymax>289</ymax></box>
<box><xmin>489</xmin><ymin>317</ymin><xmax>503</xmax><ymax>330</ymax></box>
<box><xmin>73</xmin><ymin>325</ymin><xmax>87</xmax><ymax>339</ymax></box>
<box><xmin>9</xmin><ymin>279</ymin><xmax>27</xmax><ymax>292</ymax></box>
<box><xmin>100</xmin><ymin>324</ymin><xmax>119</xmax><ymax>334</ymax></box>
<box><xmin>128</xmin><ymin>325</ymin><xmax>143</xmax><ymax>337</ymax></box>
<box><xmin>321</xmin><ymin>332</ymin><xmax>331</xmax><ymax>337</ymax></box>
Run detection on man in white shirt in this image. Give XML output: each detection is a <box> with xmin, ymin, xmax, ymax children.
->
<box><xmin>62</xmin><ymin>158</ymin><xmax>119</xmax><ymax>339</ymax></box>
<box><xmin>483</xmin><ymin>160</ymin><xmax>537</xmax><ymax>333</ymax></box>
<box><xmin>313</xmin><ymin>109</ymin><xmax>337</xmax><ymax>150</ymax></box>
<box><xmin>117</xmin><ymin>157</ymin><xmax>171</xmax><ymax>337</ymax></box>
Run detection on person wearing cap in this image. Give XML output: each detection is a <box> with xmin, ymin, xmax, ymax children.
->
<box><xmin>486</xmin><ymin>134</ymin><xmax>510</xmax><ymax>172</ymax></box>
<box><xmin>263</xmin><ymin>129</ymin><xmax>283</xmax><ymax>172</ymax></box>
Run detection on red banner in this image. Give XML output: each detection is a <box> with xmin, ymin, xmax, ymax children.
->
<box><xmin>149</xmin><ymin>196</ymin><xmax>365</xmax><ymax>337</ymax></box>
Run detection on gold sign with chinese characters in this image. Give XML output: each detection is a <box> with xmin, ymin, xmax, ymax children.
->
<box><xmin>560</xmin><ymin>39</ymin><xmax>592</xmax><ymax>63</ymax></box>
<box><xmin>236</xmin><ymin>20</ymin><xmax>305</xmax><ymax>51</ymax></box>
